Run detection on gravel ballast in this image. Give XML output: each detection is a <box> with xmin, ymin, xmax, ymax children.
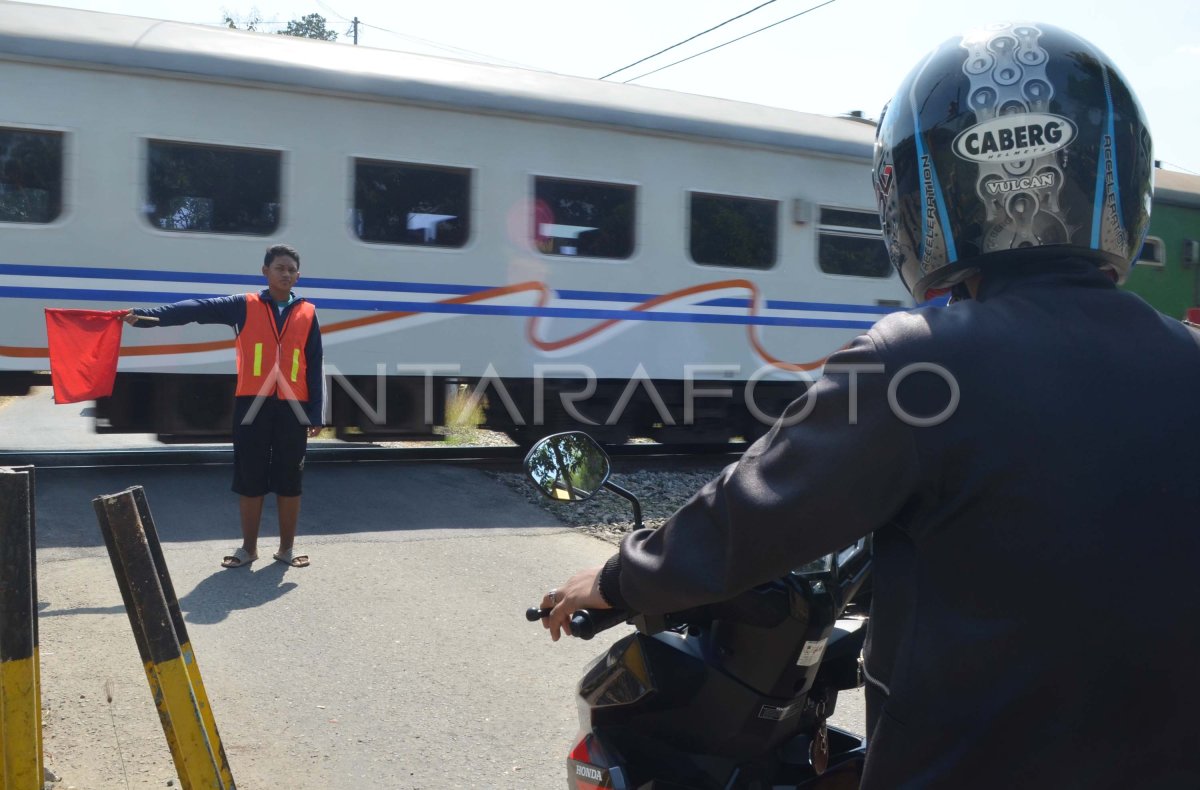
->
<box><xmin>491</xmin><ymin>459</ymin><xmax>732</xmax><ymax>544</ymax></box>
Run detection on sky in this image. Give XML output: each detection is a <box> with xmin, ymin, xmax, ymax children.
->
<box><xmin>18</xmin><ymin>0</ymin><xmax>1200</xmax><ymax>175</ymax></box>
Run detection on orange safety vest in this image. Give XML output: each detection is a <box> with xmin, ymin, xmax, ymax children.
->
<box><xmin>234</xmin><ymin>293</ymin><xmax>315</xmax><ymax>401</ymax></box>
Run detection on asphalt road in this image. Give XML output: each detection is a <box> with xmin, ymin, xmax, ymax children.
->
<box><xmin>2</xmin><ymin>392</ymin><xmax>865</xmax><ymax>789</ymax></box>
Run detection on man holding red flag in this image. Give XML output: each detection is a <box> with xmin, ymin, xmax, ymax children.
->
<box><xmin>125</xmin><ymin>244</ymin><xmax>323</xmax><ymax>569</ymax></box>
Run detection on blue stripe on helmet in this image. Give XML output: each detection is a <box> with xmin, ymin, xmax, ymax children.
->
<box><xmin>912</xmin><ymin>127</ymin><xmax>959</xmax><ymax>264</ymax></box>
<box><xmin>1091</xmin><ymin>65</ymin><xmax>1124</xmax><ymax>249</ymax></box>
<box><xmin>909</xmin><ymin>55</ymin><xmax>958</xmax><ymax>265</ymax></box>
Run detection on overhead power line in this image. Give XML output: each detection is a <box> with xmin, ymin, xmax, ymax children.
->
<box><xmin>599</xmin><ymin>0</ymin><xmax>780</xmax><ymax>80</ymax></box>
<box><xmin>304</xmin><ymin>0</ymin><xmax>540</xmax><ymax>67</ymax></box>
<box><xmin>1158</xmin><ymin>160</ymin><xmax>1199</xmax><ymax>175</ymax></box>
<box><xmin>621</xmin><ymin>0</ymin><xmax>838</xmax><ymax>84</ymax></box>
<box><xmin>355</xmin><ymin>20</ymin><xmax>540</xmax><ymax>68</ymax></box>
<box><xmin>309</xmin><ymin>0</ymin><xmax>357</xmax><ymax>43</ymax></box>
<box><xmin>313</xmin><ymin>1</ymin><xmax>341</xmax><ymax>18</ymax></box>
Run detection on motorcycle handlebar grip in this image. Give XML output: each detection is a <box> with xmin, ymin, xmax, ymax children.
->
<box><xmin>525</xmin><ymin>606</ymin><xmax>628</xmax><ymax>639</ymax></box>
<box><xmin>570</xmin><ymin>608</ymin><xmax>628</xmax><ymax>640</ymax></box>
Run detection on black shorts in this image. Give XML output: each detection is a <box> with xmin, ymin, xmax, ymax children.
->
<box><xmin>231</xmin><ymin>398</ymin><xmax>309</xmax><ymax>497</ymax></box>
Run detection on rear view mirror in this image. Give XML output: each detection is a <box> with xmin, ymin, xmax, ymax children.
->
<box><xmin>524</xmin><ymin>432</ymin><xmax>611</xmax><ymax>503</ymax></box>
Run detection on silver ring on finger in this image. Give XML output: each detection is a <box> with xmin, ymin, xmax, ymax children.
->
<box><xmin>548</xmin><ymin>589</ymin><xmax>558</xmax><ymax>604</ymax></box>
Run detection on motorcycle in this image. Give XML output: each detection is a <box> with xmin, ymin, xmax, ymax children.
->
<box><xmin>524</xmin><ymin>432</ymin><xmax>872</xmax><ymax>790</ymax></box>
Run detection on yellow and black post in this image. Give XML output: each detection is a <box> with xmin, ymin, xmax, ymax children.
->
<box><xmin>128</xmin><ymin>486</ymin><xmax>232</xmax><ymax>787</ymax></box>
<box><xmin>94</xmin><ymin>487</ymin><xmax>234</xmax><ymax>790</ymax></box>
<box><xmin>0</xmin><ymin>466</ymin><xmax>42</xmax><ymax>790</ymax></box>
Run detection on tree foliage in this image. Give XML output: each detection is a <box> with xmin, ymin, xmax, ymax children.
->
<box><xmin>279</xmin><ymin>13</ymin><xmax>338</xmax><ymax>41</ymax></box>
<box><xmin>221</xmin><ymin>10</ymin><xmax>262</xmax><ymax>31</ymax></box>
<box><xmin>221</xmin><ymin>10</ymin><xmax>337</xmax><ymax>41</ymax></box>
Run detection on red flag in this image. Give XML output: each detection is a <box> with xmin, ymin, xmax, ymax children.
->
<box><xmin>43</xmin><ymin>309</ymin><xmax>125</xmax><ymax>404</ymax></box>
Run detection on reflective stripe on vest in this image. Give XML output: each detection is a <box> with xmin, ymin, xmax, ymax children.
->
<box><xmin>234</xmin><ymin>293</ymin><xmax>315</xmax><ymax>401</ymax></box>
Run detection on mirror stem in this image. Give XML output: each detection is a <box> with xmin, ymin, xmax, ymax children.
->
<box><xmin>603</xmin><ymin>481</ymin><xmax>643</xmax><ymax>529</ymax></box>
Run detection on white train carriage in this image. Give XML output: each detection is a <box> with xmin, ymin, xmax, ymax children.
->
<box><xmin>0</xmin><ymin>2</ymin><xmax>912</xmax><ymax>444</ymax></box>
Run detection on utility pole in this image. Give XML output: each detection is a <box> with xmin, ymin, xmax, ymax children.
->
<box><xmin>352</xmin><ymin>16</ymin><xmax>359</xmax><ymax>45</ymax></box>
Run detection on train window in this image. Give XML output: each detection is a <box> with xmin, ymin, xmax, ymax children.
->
<box><xmin>688</xmin><ymin>192</ymin><xmax>777</xmax><ymax>269</ymax></box>
<box><xmin>817</xmin><ymin>207</ymin><xmax>891</xmax><ymax>278</ymax></box>
<box><xmin>1137</xmin><ymin>236</ymin><xmax>1165</xmax><ymax>267</ymax></box>
<box><xmin>354</xmin><ymin>159</ymin><xmax>471</xmax><ymax>247</ymax></box>
<box><xmin>0</xmin><ymin>127</ymin><xmax>63</xmax><ymax>224</ymax></box>
<box><xmin>145</xmin><ymin>140</ymin><xmax>281</xmax><ymax>235</ymax></box>
<box><xmin>534</xmin><ymin>177</ymin><xmax>635</xmax><ymax>259</ymax></box>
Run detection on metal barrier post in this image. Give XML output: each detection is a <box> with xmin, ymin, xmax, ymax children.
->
<box><xmin>94</xmin><ymin>487</ymin><xmax>234</xmax><ymax>790</ymax></box>
<box><xmin>129</xmin><ymin>487</ymin><xmax>233</xmax><ymax>787</ymax></box>
<box><xmin>0</xmin><ymin>467</ymin><xmax>41</xmax><ymax>790</ymax></box>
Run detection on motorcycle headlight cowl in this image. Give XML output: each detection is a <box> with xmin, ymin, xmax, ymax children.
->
<box><xmin>792</xmin><ymin>552</ymin><xmax>835</xmax><ymax>578</ymax></box>
<box><xmin>579</xmin><ymin>636</ymin><xmax>653</xmax><ymax>709</ymax></box>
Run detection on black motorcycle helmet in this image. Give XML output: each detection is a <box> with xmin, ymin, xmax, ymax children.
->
<box><xmin>873</xmin><ymin>22</ymin><xmax>1153</xmax><ymax>300</ymax></box>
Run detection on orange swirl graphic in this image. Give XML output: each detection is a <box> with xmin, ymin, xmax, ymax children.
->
<box><xmin>523</xmin><ymin>278</ymin><xmax>829</xmax><ymax>372</ymax></box>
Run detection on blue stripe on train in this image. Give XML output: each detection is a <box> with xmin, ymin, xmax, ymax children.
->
<box><xmin>690</xmin><ymin>297</ymin><xmax>900</xmax><ymax>314</ymax></box>
<box><xmin>0</xmin><ymin>262</ymin><xmax>482</xmax><ymax>295</ymax></box>
<box><xmin>0</xmin><ymin>262</ymin><xmax>904</xmax><ymax>315</ymax></box>
<box><xmin>0</xmin><ymin>285</ymin><xmax>878</xmax><ymax>330</ymax></box>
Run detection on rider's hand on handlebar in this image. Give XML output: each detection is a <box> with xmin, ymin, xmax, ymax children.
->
<box><xmin>540</xmin><ymin>566</ymin><xmax>610</xmax><ymax>642</ymax></box>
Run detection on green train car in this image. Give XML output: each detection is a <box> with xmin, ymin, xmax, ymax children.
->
<box><xmin>1124</xmin><ymin>168</ymin><xmax>1200</xmax><ymax>321</ymax></box>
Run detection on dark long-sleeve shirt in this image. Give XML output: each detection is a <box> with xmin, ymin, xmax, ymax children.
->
<box><xmin>131</xmin><ymin>289</ymin><xmax>324</xmax><ymax>426</ymax></box>
<box><xmin>601</xmin><ymin>260</ymin><xmax>1200</xmax><ymax>788</ymax></box>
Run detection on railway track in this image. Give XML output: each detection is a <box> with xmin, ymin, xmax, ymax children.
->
<box><xmin>0</xmin><ymin>440</ymin><xmax>749</xmax><ymax>469</ymax></box>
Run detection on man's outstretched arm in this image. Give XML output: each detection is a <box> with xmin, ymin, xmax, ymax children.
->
<box><xmin>123</xmin><ymin>294</ymin><xmax>247</xmax><ymax>329</ymax></box>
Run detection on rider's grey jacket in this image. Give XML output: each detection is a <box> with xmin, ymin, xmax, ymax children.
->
<box><xmin>599</xmin><ymin>259</ymin><xmax>1200</xmax><ymax>788</ymax></box>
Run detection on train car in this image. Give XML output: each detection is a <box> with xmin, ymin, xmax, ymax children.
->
<box><xmin>1124</xmin><ymin>169</ymin><xmax>1200</xmax><ymax>321</ymax></box>
<box><xmin>1</xmin><ymin>4</ymin><xmax>1196</xmax><ymax>446</ymax></box>
<box><xmin>0</xmin><ymin>2</ymin><xmax>912</xmax><ymax>445</ymax></box>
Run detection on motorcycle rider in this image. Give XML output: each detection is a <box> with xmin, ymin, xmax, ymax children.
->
<box><xmin>540</xmin><ymin>22</ymin><xmax>1200</xmax><ymax>788</ymax></box>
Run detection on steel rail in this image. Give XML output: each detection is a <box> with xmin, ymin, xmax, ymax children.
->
<box><xmin>0</xmin><ymin>441</ymin><xmax>747</xmax><ymax>469</ymax></box>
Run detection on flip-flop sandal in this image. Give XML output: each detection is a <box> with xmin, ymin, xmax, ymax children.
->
<box><xmin>273</xmin><ymin>549</ymin><xmax>310</xmax><ymax>568</ymax></box>
<box><xmin>221</xmin><ymin>547</ymin><xmax>257</xmax><ymax>568</ymax></box>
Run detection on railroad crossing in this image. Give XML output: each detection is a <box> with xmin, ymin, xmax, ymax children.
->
<box><xmin>0</xmin><ymin>391</ymin><xmax>864</xmax><ymax>789</ymax></box>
